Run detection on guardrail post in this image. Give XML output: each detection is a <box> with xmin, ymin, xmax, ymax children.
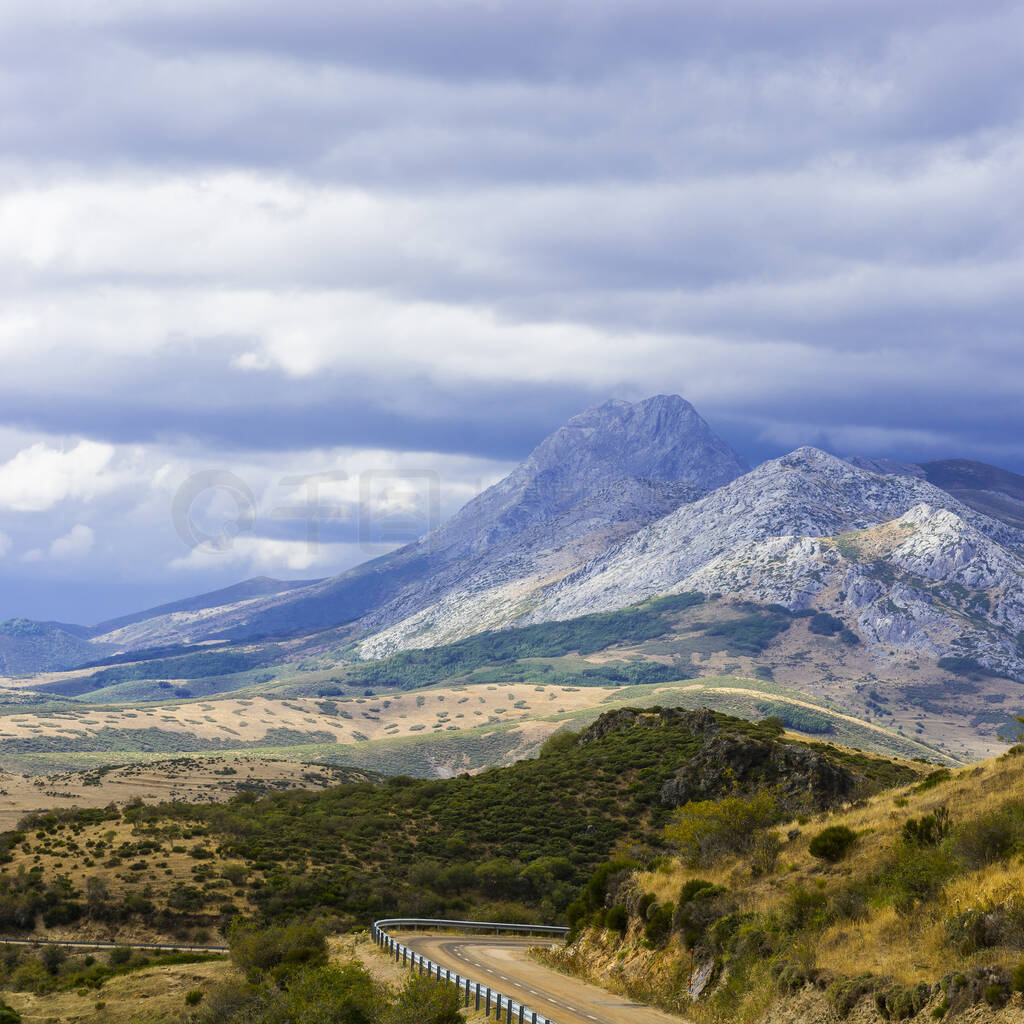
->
<box><xmin>531</xmin><ymin>1013</ymin><xmax>537</xmax><ymax>1024</ymax></box>
<box><xmin>507</xmin><ymin>1000</ymin><xmax>513</xmax><ymax>1024</ymax></box>
<box><xmin>465</xmin><ymin>977</ymin><xmax>470</xmax><ymax>1006</ymax></box>
<box><xmin>402</xmin><ymin>948</ymin><xmax>406</xmax><ymax>967</ymax></box>
<box><xmin>485</xmin><ymin>989</ymin><xmax>491</xmax><ymax>1016</ymax></box>
<box><xmin>518</xmin><ymin>1005</ymin><xmax>524</xmax><ymax>1024</ymax></box>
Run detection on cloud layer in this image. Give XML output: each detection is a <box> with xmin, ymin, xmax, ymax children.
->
<box><xmin>1</xmin><ymin>0</ymin><xmax>1022</xmax><ymax>621</ymax></box>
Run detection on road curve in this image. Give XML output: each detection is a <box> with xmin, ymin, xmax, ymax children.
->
<box><xmin>394</xmin><ymin>932</ymin><xmax>686</xmax><ymax>1024</ymax></box>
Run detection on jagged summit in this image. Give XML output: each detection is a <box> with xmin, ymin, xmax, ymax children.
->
<box><xmin>422</xmin><ymin>394</ymin><xmax>748</xmax><ymax>559</ymax></box>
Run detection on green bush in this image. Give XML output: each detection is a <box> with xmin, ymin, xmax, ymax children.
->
<box><xmin>664</xmin><ymin>790</ymin><xmax>780</xmax><ymax>865</ymax></box>
<box><xmin>644</xmin><ymin>902</ymin><xmax>675</xmax><ymax>946</ymax></box>
<box><xmin>875</xmin><ymin>982</ymin><xmax>931</xmax><ymax>1020</ymax></box>
<box><xmin>185</xmin><ymin>989</ymin><xmax>204</xmax><ymax>1006</ymax></box>
<box><xmin>605</xmin><ymin>906</ymin><xmax>628</xmax><ymax>933</ymax></box>
<box><xmin>809</xmin><ymin>825</ymin><xmax>857</xmax><ymax>862</ymax></box>
<box><xmin>229</xmin><ymin>920</ymin><xmax>327</xmax><ymax>979</ymax></box>
<box><xmin>953</xmin><ymin>800</ymin><xmax>1024</xmax><ymax>867</ymax></box>
<box><xmin>1013</xmin><ymin>961</ymin><xmax>1024</xmax><ymax>992</ymax></box>
<box><xmin>901</xmin><ymin>807</ymin><xmax>951</xmax><ymax>846</ymax></box>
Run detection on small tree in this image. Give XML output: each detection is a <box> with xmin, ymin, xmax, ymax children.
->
<box><xmin>40</xmin><ymin>944</ymin><xmax>66</xmax><ymax>976</ymax></box>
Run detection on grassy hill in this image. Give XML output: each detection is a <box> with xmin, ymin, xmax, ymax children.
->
<box><xmin>0</xmin><ymin>709</ymin><xmax>917</xmax><ymax>948</ymax></box>
<box><xmin>547</xmin><ymin>736</ymin><xmax>1024</xmax><ymax>1023</ymax></box>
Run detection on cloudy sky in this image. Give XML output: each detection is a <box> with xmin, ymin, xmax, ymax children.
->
<box><xmin>1</xmin><ymin>0</ymin><xmax>1023</xmax><ymax>623</ymax></box>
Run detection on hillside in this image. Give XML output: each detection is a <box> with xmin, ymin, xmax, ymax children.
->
<box><xmin>547</xmin><ymin>736</ymin><xmax>1024</xmax><ymax>1024</ymax></box>
<box><xmin>0</xmin><ymin>596</ymin><xmax>958</xmax><ymax>782</ymax></box>
<box><xmin>0</xmin><ymin>709</ymin><xmax>917</xmax><ymax>948</ymax></box>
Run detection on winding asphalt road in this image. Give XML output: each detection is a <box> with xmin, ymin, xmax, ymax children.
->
<box><xmin>394</xmin><ymin>932</ymin><xmax>685</xmax><ymax>1024</ymax></box>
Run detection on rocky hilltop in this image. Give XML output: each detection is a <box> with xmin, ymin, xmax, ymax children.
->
<box><xmin>530</xmin><ymin>447</ymin><xmax>1024</xmax><ymax>681</ymax></box>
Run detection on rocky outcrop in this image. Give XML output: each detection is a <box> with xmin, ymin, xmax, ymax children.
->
<box><xmin>659</xmin><ymin>731</ymin><xmax>857</xmax><ymax>811</ymax></box>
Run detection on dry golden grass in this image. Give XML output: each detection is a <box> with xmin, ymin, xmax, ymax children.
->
<box><xmin>633</xmin><ymin>749</ymin><xmax>1024</xmax><ymax>989</ymax></box>
<box><xmin>1</xmin><ymin>957</ymin><xmax>233</xmax><ymax>1023</ymax></box>
<box><xmin>3</xmin><ymin>815</ymin><xmax>254</xmax><ymax>945</ymax></box>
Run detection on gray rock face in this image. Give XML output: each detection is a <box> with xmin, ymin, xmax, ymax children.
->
<box><xmin>526</xmin><ymin>449</ymin><xmax>1024</xmax><ymax>682</ymax></box>
<box><xmin>420</xmin><ymin>394</ymin><xmax>749</xmax><ymax>561</ymax></box>
<box><xmin>530</xmin><ymin>447</ymin><xmax>1024</xmax><ymax>623</ymax></box>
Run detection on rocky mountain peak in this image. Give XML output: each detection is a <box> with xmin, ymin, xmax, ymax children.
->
<box><xmin>515</xmin><ymin>394</ymin><xmax>748</xmax><ymax>493</ymax></box>
<box><xmin>422</xmin><ymin>394</ymin><xmax>749</xmax><ymax>558</ymax></box>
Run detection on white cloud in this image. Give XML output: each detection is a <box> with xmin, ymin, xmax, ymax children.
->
<box><xmin>0</xmin><ymin>530</ymin><xmax>11</xmax><ymax>558</ymax></box>
<box><xmin>48</xmin><ymin>523</ymin><xmax>95</xmax><ymax>559</ymax></box>
<box><xmin>168</xmin><ymin>535</ymin><xmax>396</xmax><ymax>574</ymax></box>
<box><xmin>0</xmin><ymin>440</ymin><xmax>119</xmax><ymax>511</ymax></box>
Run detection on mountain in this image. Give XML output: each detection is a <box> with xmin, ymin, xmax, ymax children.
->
<box><xmin>2</xmin><ymin>396</ymin><xmax>749</xmax><ymax>669</ymax></box>
<box><xmin>529</xmin><ymin>447</ymin><xmax>1024</xmax><ymax>682</ymax></box>
<box><xmin>0</xmin><ymin>619</ymin><xmax>110</xmax><ymax>675</ymax></box>
<box><xmin>847</xmin><ymin>455</ymin><xmax>1024</xmax><ymax>530</ymax></box>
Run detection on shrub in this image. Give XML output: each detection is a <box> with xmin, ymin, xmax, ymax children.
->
<box><xmin>809</xmin><ymin>826</ymin><xmax>857</xmax><ymax>862</ymax></box>
<box><xmin>185</xmin><ymin>989</ymin><xmax>204</xmax><ymax>1006</ymax></box>
<box><xmin>664</xmin><ymin>790</ymin><xmax>780</xmax><ymax>865</ymax></box>
<box><xmin>875</xmin><ymin>982</ymin><xmax>931</xmax><ymax>1020</ymax></box>
<box><xmin>1014</xmin><ymin>961</ymin><xmax>1024</xmax><ymax>993</ymax></box>
<box><xmin>605</xmin><ymin>906</ymin><xmax>628</xmax><ymax>933</ymax></box>
<box><xmin>229</xmin><ymin>920</ymin><xmax>327</xmax><ymax>979</ymax></box>
<box><xmin>750</xmin><ymin>831</ymin><xmax>782</xmax><ymax>876</ymax></box>
<box><xmin>390</xmin><ymin>972</ymin><xmax>463</xmax><ymax>1024</ymax></box>
<box><xmin>781</xmin><ymin>884</ymin><xmax>828</xmax><ymax>933</ymax></box>
<box><xmin>108</xmin><ymin>946</ymin><xmax>132</xmax><ymax>966</ymax></box>
<box><xmin>0</xmin><ymin>1004</ymin><xmax>20</xmax><ymax>1024</ymax></box>
<box><xmin>809</xmin><ymin>613</ymin><xmax>844</xmax><ymax>636</ymax></box>
<box><xmin>954</xmin><ymin>801</ymin><xmax>1024</xmax><ymax>868</ymax></box>
<box><xmin>984</xmin><ymin>982</ymin><xmax>1007</xmax><ymax>1007</ymax></box>
<box><xmin>827</xmin><ymin>974</ymin><xmax>878</xmax><ymax>1018</ymax></box>
<box><xmin>644</xmin><ymin>902</ymin><xmax>675</xmax><ymax>946</ymax></box>
<box><xmin>880</xmin><ymin>844</ymin><xmax>957</xmax><ymax>908</ymax></box>
<box><xmin>901</xmin><ymin>807</ymin><xmax>951</xmax><ymax>847</ymax></box>
<box><xmin>40</xmin><ymin>944</ymin><xmax>66</xmax><ymax>975</ymax></box>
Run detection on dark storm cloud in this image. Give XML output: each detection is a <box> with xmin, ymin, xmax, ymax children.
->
<box><xmin>2</xmin><ymin>1</ymin><xmax>1022</xmax><ymax>185</ymax></box>
<box><xmin>0</xmin><ymin>375</ymin><xmax>598</xmax><ymax>460</ymax></box>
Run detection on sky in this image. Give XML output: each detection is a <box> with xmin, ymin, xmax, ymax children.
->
<box><xmin>1</xmin><ymin>0</ymin><xmax>1023</xmax><ymax>624</ymax></box>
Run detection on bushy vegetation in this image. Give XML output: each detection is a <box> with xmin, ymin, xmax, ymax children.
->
<box><xmin>40</xmin><ymin>646</ymin><xmax>285</xmax><ymax>697</ymax></box>
<box><xmin>556</xmin><ymin>757</ymin><xmax>1024</xmax><ymax>1024</ymax></box>
<box><xmin>0</xmin><ymin>708</ymin><xmax>909</xmax><ymax>941</ymax></box>
<box><xmin>697</xmin><ymin>607</ymin><xmax>796</xmax><ymax>656</ymax></box>
<box><xmin>195</xmin><ymin>925</ymin><xmax>463</xmax><ymax>1024</ymax></box>
<box><xmin>663</xmin><ymin>790</ymin><xmax>781</xmax><ymax>865</ymax></box>
<box><xmin>0</xmin><ymin>942</ymin><xmax>222</xmax><ymax>997</ymax></box>
<box><xmin>808</xmin><ymin>825</ymin><xmax>857</xmax><ymax>862</ymax></box>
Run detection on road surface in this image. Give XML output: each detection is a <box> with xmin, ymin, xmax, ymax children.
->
<box><xmin>395</xmin><ymin>932</ymin><xmax>686</xmax><ymax>1024</ymax></box>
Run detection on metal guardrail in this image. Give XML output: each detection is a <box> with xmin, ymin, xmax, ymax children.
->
<box><xmin>372</xmin><ymin>918</ymin><xmax>569</xmax><ymax>1024</ymax></box>
<box><xmin>0</xmin><ymin>936</ymin><xmax>228</xmax><ymax>953</ymax></box>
